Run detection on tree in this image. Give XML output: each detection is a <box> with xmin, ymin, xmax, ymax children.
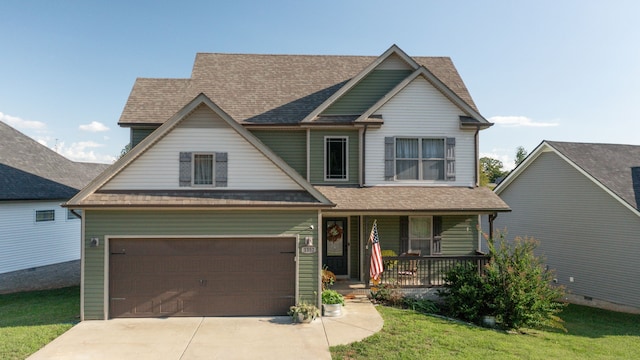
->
<box><xmin>118</xmin><ymin>143</ymin><xmax>131</xmax><ymax>160</ymax></box>
<box><xmin>480</xmin><ymin>157</ymin><xmax>507</xmax><ymax>184</ymax></box>
<box><xmin>515</xmin><ymin>146</ymin><xmax>528</xmax><ymax>167</ymax></box>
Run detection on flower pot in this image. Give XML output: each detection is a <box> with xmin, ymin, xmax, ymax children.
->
<box><xmin>481</xmin><ymin>315</ymin><xmax>496</xmax><ymax>328</ymax></box>
<box><xmin>323</xmin><ymin>303</ymin><xmax>342</xmax><ymax>317</ymax></box>
<box><xmin>296</xmin><ymin>313</ymin><xmax>313</xmax><ymax>323</ymax></box>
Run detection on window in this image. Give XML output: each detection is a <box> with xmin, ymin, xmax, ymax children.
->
<box><xmin>36</xmin><ymin>210</ymin><xmax>55</xmax><ymax>222</ymax></box>
<box><xmin>409</xmin><ymin>216</ymin><xmax>432</xmax><ymax>254</ymax></box>
<box><xmin>193</xmin><ymin>153</ymin><xmax>214</xmax><ymax>186</ymax></box>
<box><xmin>325</xmin><ymin>137</ymin><xmax>348</xmax><ymax>181</ymax></box>
<box><xmin>67</xmin><ymin>209</ymin><xmax>82</xmax><ymax>220</ymax></box>
<box><xmin>180</xmin><ymin>152</ymin><xmax>228</xmax><ymax>188</ymax></box>
<box><xmin>396</xmin><ymin>138</ymin><xmax>445</xmax><ymax>180</ymax></box>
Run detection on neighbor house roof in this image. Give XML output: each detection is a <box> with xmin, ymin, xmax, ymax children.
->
<box><xmin>0</xmin><ymin>121</ymin><xmax>109</xmax><ymax>200</ymax></box>
<box><xmin>316</xmin><ymin>185</ymin><xmax>510</xmax><ymax>213</ymax></box>
<box><xmin>496</xmin><ymin>140</ymin><xmax>640</xmax><ymax>213</ymax></box>
<box><xmin>118</xmin><ymin>46</ymin><xmax>479</xmax><ymax>126</ymax></box>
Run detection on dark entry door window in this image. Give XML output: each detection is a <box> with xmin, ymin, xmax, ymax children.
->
<box><xmin>323</xmin><ymin>218</ymin><xmax>348</xmax><ymax>276</ymax></box>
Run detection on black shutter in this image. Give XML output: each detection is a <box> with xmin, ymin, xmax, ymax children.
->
<box><xmin>399</xmin><ymin>216</ymin><xmax>409</xmax><ymax>254</ymax></box>
<box><xmin>446</xmin><ymin>137</ymin><xmax>456</xmax><ymax>181</ymax></box>
<box><xmin>179</xmin><ymin>152</ymin><xmax>192</xmax><ymax>187</ymax></box>
<box><xmin>384</xmin><ymin>137</ymin><xmax>395</xmax><ymax>181</ymax></box>
<box><xmin>215</xmin><ymin>152</ymin><xmax>228</xmax><ymax>187</ymax></box>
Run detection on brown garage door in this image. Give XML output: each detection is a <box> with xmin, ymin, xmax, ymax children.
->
<box><xmin>109</xmin><ymin>237</ymin><xmax>296</xmax><ymax>318</ymax></box>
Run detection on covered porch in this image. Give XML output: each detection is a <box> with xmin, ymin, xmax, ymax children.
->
<box><xmin>316</xmin><ymin>185</ymin><xmax>509</xmax><ymax>289</ymax></box>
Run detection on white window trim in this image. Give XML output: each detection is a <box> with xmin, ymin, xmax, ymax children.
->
<box><xmin>408</xmin><ymin>216</ymin><xmax>433</xmax><ymax>254</ymax></box>
<box><xmin>191</xmin><ymin>152</ymin><xmax>215</xmax><ymax>187</ymax></box>
<box><xmin>395</xmin><ymin>137</ymin><xmax>446</xmax><ymax>182</ymax></box>
<box><xmin>35</xmin><ymin>209</ymin><xmax>56</xmax><ymax>223</ymax></box>
<box><xmin>324</xmin><ymin>136</ymin><xmax>349</xmax><ymax>182</ymax></box>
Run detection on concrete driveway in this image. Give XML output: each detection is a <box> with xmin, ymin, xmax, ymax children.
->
<box><xmin>28</xmin><ymin>297</ymin><xmax>382</xmax><ymax>360</ymax></box>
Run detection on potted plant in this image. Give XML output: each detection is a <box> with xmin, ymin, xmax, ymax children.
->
<box><xmin>322</xmin><ymin>289</ymin><xmax>345</xmax><ymax>317</ymax></box>
<box><xmin>288</xmin><ymin>302</ymin><xmax>319</xmax><ymax>323</ymax></box>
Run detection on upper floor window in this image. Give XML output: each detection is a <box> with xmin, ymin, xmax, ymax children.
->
<box><xmin>193</xmin><ymin>153</ymin><xmax>214</xmax><ymax>186</ymax></box>
<box><xmin>35</xmin><ymin>209</ymin><xmax>55</xmax><ymax>222</ymax></box>
<box><xmin>396</xmin><ymin>138</ymin><xmax>445</xmax><ymax>180</ymax></box>
<box><xmin>325</xmin><ymin>137</ymin><xmax>348</xmax><ymax>181</ymax></box>
<box><xmin>179</xmin><ymin>151</ymin><xmax>228</xmax><ymax>188</ymax></box>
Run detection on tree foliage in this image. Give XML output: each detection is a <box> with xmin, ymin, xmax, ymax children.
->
<box><xmin>439</xmin><ymin>231</ymin><xmax>566</xmax><ymax>331</ymax></box>
<box><xmin>480</xmin><ymin>157</ymin><xmax>507</xmax><ymax>184</ymax></box>
<box><xmin>515</xmin><ymin>146</ymin><xmax>528</xmax><ymax>167</ymax></box>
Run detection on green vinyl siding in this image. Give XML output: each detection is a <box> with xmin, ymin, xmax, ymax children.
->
<box><xmin>440</xmin><ymin>215</ymin><xmax>478</xmax><ymax>255</ymax></box>
<box><xmin>131</xmin><ymin>127</ymin><xmax>158</xmax><ymax>147</ymax></box>
<box><xmin>362</xmin><ymin>216</ymin><xmax>401</xmax><ymax>254</ymax></box>
<box><xmin>323</xmin><ymin>70</ymin><xmax>412</xmax><ymax>115</ymax></box>
<box><xmin>83</xmin><ymin>210</ymin><xmax>318</xmax><ymax>320</ymax></box>
<box><xmin>349</xmin><ymin>216</ymin><xmax>359</xmax><ymax>279</ymax></box>
<box><xmin>250</xmin><ymin>130</ymin><xmax>307</xmax><ymax>177</ymax></box>
<box><xmin>309</xmin><ymin>130</ymin><xmax>359</xmax><ymax>184</ymax></box>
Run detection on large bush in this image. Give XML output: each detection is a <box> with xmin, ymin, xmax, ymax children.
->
<box><xmin>440</xmin><ymin>232</ymin><xmax>566</xmax><ymax>331</ymax></box>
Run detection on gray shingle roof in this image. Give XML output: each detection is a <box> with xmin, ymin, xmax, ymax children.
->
<box><xmin>77</xmin><ymin>190</ymin><xmax>329</xmax><ymax>208</ymax></box>
<box><xmin>118</xmin><ymin>53</ymin><xmax>477</xmax><ymax>126</ymax></box>
<box><xmin>0</xmin><ymin>121</ymin><xmax>110</xmax><ymax>200</ymax></box>
<box><xmin>545</xmin><ymin>141</ymin><xmax>640</xmax><ymax>211</ymax></box>
<box><xmin>315</xmin><ymin>185</ymin><xmax>510</xmax><ymax>212</ymax></box>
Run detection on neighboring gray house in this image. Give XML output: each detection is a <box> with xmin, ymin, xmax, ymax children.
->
<box><xmin>0</xmin><ymin>121</ymin><xmax>108</xmax><ymax>293</ymax></box>
<box><xmin>492</xmin><ymin>140</ymin><xmax>640</xmax><ymax>312</ymax></box>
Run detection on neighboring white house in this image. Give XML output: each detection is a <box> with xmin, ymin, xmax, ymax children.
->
<box><xmin>0</xmin><ymin>121</ymin><xmax>108</xmax><ymax>293</ymax></box>
<box><xmin>492</xmin><ymin>140</ymin><xmax>640</xmax><ymax>313</ymax></box>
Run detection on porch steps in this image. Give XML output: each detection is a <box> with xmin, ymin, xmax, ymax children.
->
<box><xmin>331</xmin><ymin>279</ymin><xmax>371</xmax><ymax>298</ymax></box>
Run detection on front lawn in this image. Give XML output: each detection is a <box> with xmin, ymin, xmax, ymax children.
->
<box><xmin>0</xmin><ymin>286</ymin><xmax>79</xmax><ymax>360</ymax></box>
<box><xmin>331</xmin><ymin>304</ymin><xmax>640</xmax><ymax>359</ymax></box>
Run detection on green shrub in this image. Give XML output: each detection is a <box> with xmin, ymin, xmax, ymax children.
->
<box><xmin>402</xmin><ymin>297</ymin><xmax>439</xmax><ymax>314</ymax></box>
<box><xmin>438</xmin><ymin>264</ymin><xmax>488</xmax><ymax>323</ymax></box>
<box><xmin>370</xmin><ymin>283</ymin><xmax>404</xmax><ymax>307</ymax></box>
<box><xmin>439</xmin><ymin>231</ymin><xmax>566</xmax><ymax>331</ymax></box>
<box><xmin>322</xmin><ymin>289</ymin><xmax>345</xmax><ymax>305</ymax></box>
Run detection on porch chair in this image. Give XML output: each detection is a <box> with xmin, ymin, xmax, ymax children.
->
<box><xmin>397</xmin><ymin>250</ymin><xmax>421</xmax><ymax>285</ymax></box>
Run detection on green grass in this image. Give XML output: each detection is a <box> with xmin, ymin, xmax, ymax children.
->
<box><xmin>0</xmin><ymin>286</ymin><xmax>80</xmax><ymax>360</ymax></box>
<box><xmin>331</xmin><ymin>304</ymin><xmax>640</xmax><ymax>359</ymax></box>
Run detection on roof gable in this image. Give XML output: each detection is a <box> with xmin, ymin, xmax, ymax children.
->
<box><xmin>354</xmin><ymin>67</ymin><xmax>490</xmax><ymax>126</ymax></box>
<box><xmin>69</xmin><ymin>94</ymin><xmax>332</xmax><ymax>206</ymax></box>
<box><xmin>496</xmin><ymin>140</ymin><xmax>640</xmax><ymax>216</ymax></box>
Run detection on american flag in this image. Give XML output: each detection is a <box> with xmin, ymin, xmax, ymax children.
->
<box><xmin>369</xmin><ymin>220</ymin><xmax>383</xmax><ymax>281</ymax></box>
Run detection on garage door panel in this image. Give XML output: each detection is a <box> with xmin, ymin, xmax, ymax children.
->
<box><xmin>109</xmin><ymin>237</ymin><xmax>296</xmax><ymax>318</ymax></box>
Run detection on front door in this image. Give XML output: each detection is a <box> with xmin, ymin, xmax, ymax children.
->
<box><xmin>323</xmin><ymin>218</ymin><xmax>348</xmax><ymax>276</ymax></box>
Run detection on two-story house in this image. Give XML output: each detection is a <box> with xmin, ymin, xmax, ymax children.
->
<box><xmin>65</xmin><ymin>45</ymin><xmax>510</xmax><ymax>320</ymax></box>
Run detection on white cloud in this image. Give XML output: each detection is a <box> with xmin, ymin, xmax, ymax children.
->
<box><xmin>79</xmin><ymin>121</ymin><xmax>110</xmax><ymax>132</ymax></box>
<box><xmin>56</xmin><ymin>141</ymin><xmax>115</xmax><ymax>163</ymax></box>
<box><xmin>0</xmin><ymin>112</ymin><xmax>47</xmax><ymax>130</ymax></box>
<box><xmin>489</xmin><ymin>115</ymin><xmax>559</xmax><ymax>127</ymax></box>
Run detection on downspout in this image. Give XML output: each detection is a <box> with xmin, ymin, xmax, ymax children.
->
<box><xmin>361</xmin><ymin>125</ymin><xmax>367</xmax><ymax>187</ymax></box>
<box><xmin>71</xmin><ymin>209</ymin><xmax>82</xmax><ymax>219</ymax></box>
<box><xmin>488</xmin><ymin>212</ymin><xmax>497</xmax><ymax>240</ymax></box>
<box><xmin>474</xmin><ymin>127</ymin><xmax>480</xmax><ymax>186</ymax></box>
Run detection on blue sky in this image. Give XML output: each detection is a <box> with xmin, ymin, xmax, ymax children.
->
<box><xmin>1</xmin><ymin>1</ymin><xmax>639</xmax><ymax>169</ymax></box>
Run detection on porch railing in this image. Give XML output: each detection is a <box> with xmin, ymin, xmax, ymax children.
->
<box><xmin>378</xmin><ymin>255</ymin><xmax>489</xmax><ymax>287</ymax></box>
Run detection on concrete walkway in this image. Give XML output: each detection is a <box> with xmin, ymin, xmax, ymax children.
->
<box><xmin>28</xmin><ymin>297</ymin><xmax>383</xmax><ymax>360</ymax></box>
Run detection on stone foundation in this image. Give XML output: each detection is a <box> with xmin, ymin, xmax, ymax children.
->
<box><xmin>0</xmin><ymin>260</ymin><xmax>80</xmax><ymax>294</ymax></box>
